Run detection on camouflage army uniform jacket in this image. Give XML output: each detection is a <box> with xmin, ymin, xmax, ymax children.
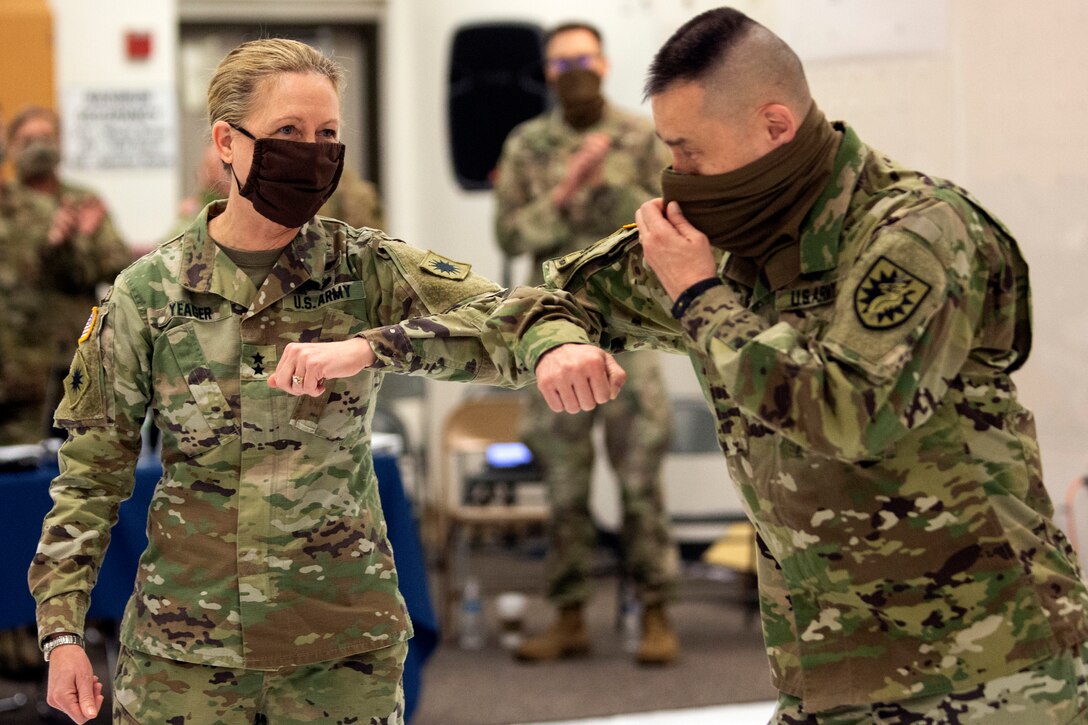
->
<box><xmin>492</xmin><ymin>124</ymin><xmax>1088</xmax><ymax>711</ymax></box>
<box><xmin>494</xmin><ymin>104</ymin><xmax>670</xmax><ymax>285</ymax></box>
<box><xmin>28</xmin><ymin>203</ymin><xmax>541</xmax><ymax>670</ymax></box>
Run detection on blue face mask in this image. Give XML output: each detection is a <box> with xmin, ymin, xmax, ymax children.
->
<box><xmin>229</xmin><ymin>124</ymin><xmax>345</xmax><ymax>228</ymax></box>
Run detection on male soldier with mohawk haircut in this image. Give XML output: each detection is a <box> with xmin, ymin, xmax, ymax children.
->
<box><xmin>484</xmin><ymin>7</ymin><xmax>1088</xmax><ymax>723</ymax></box>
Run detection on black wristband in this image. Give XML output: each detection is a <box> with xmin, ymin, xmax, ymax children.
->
<box><xmin>670</xmin><ymin>277</ymin><xmax>724</xmax><ymax>320</ymax></box>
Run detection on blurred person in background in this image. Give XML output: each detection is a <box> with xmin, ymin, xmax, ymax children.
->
<box><xmin>173</xmin><ymin>141</ymin><xmax>231</xmax><ymax>227</ymax></box>
<box><xmin>319</xmin><ymin>165</ymin><xmax>385</xmax><ymax>231</ymax></box>
<box><xmin>2</xmin><ymin>106</ymin><xmax>131</xmax><ymax>445</ymax></box>
<box><xmin>0</xmin><ymin>107</ymin><xmax>52</xmax><ymax>685</ymax></box>
<box><xmin>493</xmin><ymin>20</ymin><xmax>680</xmax><ymax>665</ymax></box>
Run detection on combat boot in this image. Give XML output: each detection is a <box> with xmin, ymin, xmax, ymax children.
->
<box><xmin>636</xmin><ymin>603</ymin><xmax>678</xmax><ymax>665</ymax></box>
<box><xmin>514</xmin><ymin>605</ymin><xmax>590</xmax><ymax>661</ymax></box>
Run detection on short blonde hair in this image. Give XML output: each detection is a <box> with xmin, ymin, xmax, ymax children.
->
<box><xmin>207</xmin><ymin>38</ymin><xmax>345</xmax><ymax>128</ymax></box>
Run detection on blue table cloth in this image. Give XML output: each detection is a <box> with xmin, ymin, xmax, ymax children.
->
<box><xmin>0</xmin><ymin>453</ymin><xmax>437</xmax><ymax>721</ymax></box>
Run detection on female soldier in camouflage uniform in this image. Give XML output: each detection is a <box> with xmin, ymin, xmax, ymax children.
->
<box><xmin>29</xmin><ymin>38</ymin><xmax>618</xmax><ymax>724</ymax></box>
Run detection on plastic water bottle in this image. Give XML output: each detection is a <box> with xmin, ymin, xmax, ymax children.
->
<box><xmin>459</xmin><ymin>576</ymin><xmax>484</xmax><ymax>650</ymax></box>
<box><xmin>622</xmin><ymin>595</ymin><xmax>642</xmax><ymax>654</ymax></box>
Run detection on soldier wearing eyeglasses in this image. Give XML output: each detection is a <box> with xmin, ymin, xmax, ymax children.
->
<box><xmin>493</xmin><ymin>21</ymin><xmax>681</xmax><ymax>665</ymax></box>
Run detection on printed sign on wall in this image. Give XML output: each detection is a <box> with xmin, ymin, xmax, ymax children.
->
<box><xmin>62</xmin><ymin>86</ymin><xmax>177</xmax><ymax>170</ymax></box>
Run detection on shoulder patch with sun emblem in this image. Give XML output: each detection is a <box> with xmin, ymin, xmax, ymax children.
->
<box><xmin>855</xmin><ymin>255</ymin><xmax>932</xmax><ymax>330</ymax></box>
<box><xmin>420</xmin><ymin>252</ymin><xmax>471</xmax><ymax>280</ymax></box>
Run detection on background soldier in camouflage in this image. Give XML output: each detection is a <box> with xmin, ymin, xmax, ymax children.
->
<box><xmin>29</xmin><ymin>39</ymin><xmax>621</xmax><ymax>724</ymax></box>
<box><xmin>168</xmin><ymin>142</ymin><xmax>231</xmax><ymax>239</ymax></box>
<box><xmin>2</xmin><ymin>105</ymin><xmax>131</xmax><ymax>445</ymax></box>
<box><xmin>320</xmin><ymin>166</ymin><xmax>386</xmax><ymax>231</ymax></box>
<box><xmin>483</xmin><ymin>7</ymin><xmax>1088</xmax><ymax>722</ymax></box>
<box><xmin>0</xmin><ymin>109</ymin><xmax>55</xmax><ymax>683</ymax></box>
<box><xmin>494</xmin><ymin>21</ymin><xmax>680</xmax><ymax>665</ymax></box>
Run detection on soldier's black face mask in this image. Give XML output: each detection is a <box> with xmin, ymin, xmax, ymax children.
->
<box><xmin>229</xmin><ymin>124</ymin><xmax>345</xmax><ymax>228</ymax></box>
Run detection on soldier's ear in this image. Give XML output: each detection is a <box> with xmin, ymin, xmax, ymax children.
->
<box><xmin>210</xmin><ymin>121</ymin><xmax>234</xmax><ymax>165</ymax></box>
<box><xmin>760</xmin><ymin>103</ymin><xmax>797</xmax><ymax>147</ymax></box>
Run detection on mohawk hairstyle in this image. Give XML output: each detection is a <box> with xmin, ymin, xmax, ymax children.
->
<box><xmin>644</xmin><ymin>7</ymin><xmax>755</xmax><ymax>99</ymax></box>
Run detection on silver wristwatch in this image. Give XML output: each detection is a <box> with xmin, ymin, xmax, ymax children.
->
<box><xmin>42</xmin><ymin>633</ymin><xmax>84</xmax><ymax>662</ymax></box>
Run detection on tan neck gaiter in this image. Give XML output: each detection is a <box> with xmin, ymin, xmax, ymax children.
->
<box><xmin>660</xmin><ymin>105</ymin><xmax>842</xmax><ymax>271</ymax></box>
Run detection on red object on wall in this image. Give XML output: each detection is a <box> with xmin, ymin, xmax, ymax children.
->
<box><xmin>126</xmin><ymin>31</ymin><xmax>152</xmax><ymax>61</ymax></box>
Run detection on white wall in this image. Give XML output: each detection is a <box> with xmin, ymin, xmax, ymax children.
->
<box><xmin>50</xmin><ymin>0</ymin><xmax>179</xmax><ymax>247</ymax></box>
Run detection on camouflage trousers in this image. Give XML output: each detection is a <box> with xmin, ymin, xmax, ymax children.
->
<box><xmin>112</xmin><ymin>641</ymin><xmax>406</xmax><ymax>724</ymax></box>
<box><xmin>772</xmin><ymin>643</ymin><xmax>1088</xmax><ymax>724</ymax></box>
<box><xmin>521</xmin><ymin>351</ymin><xmax>678</xmax><ymax>608</ymax></box>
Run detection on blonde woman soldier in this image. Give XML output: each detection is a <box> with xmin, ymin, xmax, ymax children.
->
<box><xmin>30</xmin><ymin>38</ymin><xmax>619</xmax><ymax>724</ymax></box>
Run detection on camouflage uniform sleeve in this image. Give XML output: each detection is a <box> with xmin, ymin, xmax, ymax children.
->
<box><xmin>358</xmin><ymin>236</ymin><xmax>582</xmax><ymax>387</ymax></box>
<box><xmin>493</xmin><ymin>129</ymin><xmax>572</xmax><ymax>258</ymax></box>
<box><xmin>28</xmin><ymin>273</ymin><xmax>151</xmax><ymax>644</ymax></box>
<box><xmin>493</xmin><ymin>227</ymin><xmax>687</xmax><ymax>372</ymax></box>
<box><xmin>679</xmin><ymin>199</ymin><xmax>983</xmax><ymax>462</ymax></box>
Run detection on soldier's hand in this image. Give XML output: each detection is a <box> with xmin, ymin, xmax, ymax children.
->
<box><xmin>637</xmin><ymin>199</ymin><xmax>717</xmax><ymax>300</ymax></box>
<box><xmin>535</xmin><ymin>343</ymin><xmax>627</xmax><ymax>413</ymax></box>
<box><xmin>46</xmin><ymin>646</ymin><xmax>103</xmax><ymax>723</ymax></box>
<box><xmin>553</xmin><ymin>133</ymin><xmax>612</xmax><ymax>207</ymax></box>
<box><xmin>47</xmin><ymin>202</ymin><xmax>79</xmax><ymax>246</ymax></box>
<box><xmin>269</xmin><ymin>338</ymin><xmax>376</xmax><ymax>396</ymax></box>
<box><xmin>76</xmin><ymin>197</ymin><xmax>107</xmax><ymax>237</ymax></box>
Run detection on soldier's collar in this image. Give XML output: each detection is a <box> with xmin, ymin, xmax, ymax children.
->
<box><xmin>177</xmin><ymin>202</ymin><xmax>329</xmax><ymax>302</ymax></box>
<box><xmin>795</xmin><ymin>122</ymin><xmax>865</xmax><ymax>276</ymax></box>
<box><xmin>717</xmin><ymin>123</ymin><xmax>862</xmax><ymax>291</ymax></box>
<box><xmin>721</xmin><ymin>244</ymin><xmax>802</xmax><ymax>291</ymax></box>
<box><xmin>177</xmin><ymin>200</ymin><xmax>228</xmax><ymax>294</ymax></box>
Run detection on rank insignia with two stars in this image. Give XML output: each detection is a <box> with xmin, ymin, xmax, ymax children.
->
<box><xmin>420</xmin><ymin>252</ymin><xmax>471</xmax><ymax>280</ymax></box>
<box><xmin>855</xmin><ymin>256</ymin><xmax>932</xmax><ymax>330</ymax></box>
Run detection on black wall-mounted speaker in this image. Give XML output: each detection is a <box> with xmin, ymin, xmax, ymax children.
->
<box><xmin>448</xmin><ymin>22</ymin><xmax>551</xmax><ymax>191</ymax></box>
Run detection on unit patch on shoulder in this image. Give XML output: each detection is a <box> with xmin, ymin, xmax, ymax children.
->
<box><xmin>854</xmin><ymin>256</ymin><xmax>932</xmax><ymax>330</ymax></box>
<box><xmin>78</xmin><ymin>306</ymin><xmax>100</xmax><ymax>344</ymax></box>
<box><xmin>420</xmin><ymin>252</ymin><xmax>471</xmax><ymax>280</ymax></box>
